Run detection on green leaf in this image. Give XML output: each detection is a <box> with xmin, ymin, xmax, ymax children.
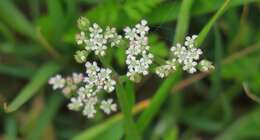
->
<box><xmin>26</xmin><ymin>94</ymin><xmax>64</xmax><ymax>140</ymax></box>
<box><xmin>4</xmin><ymin>62</ymin><xmax>60</xmax><ymax>112</ymax></box>
<box><xmin>116</xmin><ymin>79</ymin><xmax>141</xmax><ymax>140</ymax></box>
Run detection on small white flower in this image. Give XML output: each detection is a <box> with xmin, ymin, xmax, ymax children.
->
<box><xmin>188</xmin><ymin>48</ymin><xmax>203</xmax><ymax>60</ymax></box>
<box><xmin>103</xmin><ymin>79</ymin><xmax>116</xmax><ymax>93</ymax></box>
<box><xmin>184</xmin><ymin>35</ymin><xmax>197</xmax><ymax>48</ymax></box>
<box><xmin>124</xmin><ymin>27</ymin><xmax>137</xmax><ymax>41</ymax></box>
<box><xmin>135</xmin><ymin>20</ymin><xmax>149</xmax><ymax>35</ymax></box>
<box><xmin>100</xmin><ymin>99</ymin><xmax>117</xmax><ymax>114</ymax></box>
<box><xmin>84</xmin><ymin>96</ymin><xmax>98</xmax><ymax>106</ymax></box>
<box><xmin>78</xmin><ymin>85</ymin><xmax>95</xmax><ymax>98</ymax></box>
<box><xmin>156</xmin><ymin>65</ymin><xmax>172</xmax><ymax>78</ymax></box>
<box><xmin>183</xmin><ymin>60</ymin><xmax>197</xmax><ymax>74</ymax></box>
<box><xmin>85</xmin><ymin>61</ymin><xmax>100</xmax><ymax>75</ymax></box>
<box><xmin>155</xmin><ymin>59</ymin><xmax>177</xmax><ymax>78</ymax></box>
<box><xmin>76</xmin><ymin>32</ymin><xmax>87</xmax><ymax>45</ymax></box>
<box><xmin>68</xmin><ymin>97</ymin><xmax>83</xmax><ymax>111</ymax></box>
<box><xmin>82</xmin><ymin>104</ymin><xmax>96</xmax><ymax>118</ymax></box>
<box><xmin>141</xmin><ymin>53</ymin><xmax>153</xmax><ymax>66</ymax></box>
<box><xmin>82</xmin><ymin>96</ymin><xmax>98</xmax><ymax>118</ymax></box>
<box><xmin>98</xmin><ymin>68</ymin><xmax>112</xmax><ymax>81</ymax></box>
<box><xmin>72</xmin><ymin>73</ymin><xmax>84</xmax><ymax>84</ymax></box>
<box><xmin>166</xmin><ymin>59</ymin><xmax>177</xmax><ymax>70</ymax></box>
<box><xmin>89</xmin><ymin>23</ymin><xmax>103</xmax><ymax>37</ymax></box>
<box><xmin>126</xmin><ymin>46</ymin><xmax>141</xmax><ymax>56</ymax></box>
<box><xmin>177</xmin><ymin>50</ymin><xmax>189</xmax><ymax>63</ymax></box>
<box><xmin>104</xmin><ymin>27</ymin><xmax>116</xmax><ymax>39</ymax></box>
<box><xmin>49</xmin><ymin>75</ymin><xmax>65</xmax><ymax>90</ymax></box>
<box><xmin>94</xmin><ymin>45</ymin><xmax>107</xmax><ymax>56</ymax></box>
<box><xmin>170</xmin><ymin>43</ymin><xmax>186</xmax><ymax>56</ymax></box>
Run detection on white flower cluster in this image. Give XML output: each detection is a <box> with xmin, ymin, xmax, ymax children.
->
<box><xmin>124</xmin><ymin>20</ymin><xmax>154</xmax><ymax>82</ymax></box>
<box><xmin>49</xmin><ymin>73</ymin><xmax>84</xmax><ymax>96</ymax></box>
<box><xmin>76</xmin><ymin>20</ymin><xmax>122</xmax><ymax>57</ymax></box>
<box><xmin>49</xmin><ymin>62</ymin><xmax>117</xmax><ymax>118</ymax></box>
<box><xmin>156</xmin><ymin>35</ymin><xmax>214</xmax><ymax>78</ymax></box>
<box><xmin>49</xmin><ymin>17</ymin><xmax>215</xmax><ymax>119</ymax></box>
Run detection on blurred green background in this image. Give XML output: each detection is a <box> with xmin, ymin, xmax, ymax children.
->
<box><xmin>0</xmin><ymin>0</ymin><xmax>260</xmax><ymax>140</ymax></box>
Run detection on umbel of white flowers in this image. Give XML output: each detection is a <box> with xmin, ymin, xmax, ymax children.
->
<box><xmin>49</xmin><ymin>17</ymin><xmax>214</xmax><ymax>118</ymax></box>
<box><xmin>49</xmin><ymin>62</ymin><xmax>117</xmax><ymax>118</ymax></box>
<box><xmin>156</xmin><ymin>35</ymin><xmax>215</xmax><ymax>78</ymax></box>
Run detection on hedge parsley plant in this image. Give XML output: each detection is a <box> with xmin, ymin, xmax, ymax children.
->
<box><xmin>48</xmin><ymin>17</ymin><xmax>214</xmax><ymax>118</ymax></box>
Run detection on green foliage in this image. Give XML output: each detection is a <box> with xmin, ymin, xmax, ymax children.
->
<box><xmin>26</xmin><ymin>94</ymin><xmax>64</xmax><ymax>140</ymax></box>
<box><xmin>4</xmin><ymin>63</ymin><xmax>60</xmax><ymax>112</ymax></box>
<box><xmin>216</xmin><ymin>107</ymin><xmax>260</xmax><ymax>140</ymax></box>
<box><xmin>85</xmin><ymin>0</ymin><xmax>162</xmax><ymax>28</ymax></box>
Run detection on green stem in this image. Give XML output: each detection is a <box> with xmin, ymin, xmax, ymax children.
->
<box><xmin>116</xmin><ymin>78</ymin><xmax>141</xmax><ymax>140</ymax></box>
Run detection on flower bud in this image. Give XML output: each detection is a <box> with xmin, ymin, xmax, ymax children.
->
<box><xmin>74</xmin><ymin>50</ymin><xmax>88</xmax><ymax>63</ymax></box>
<box><xmin>77</xmin><ymin>17</ymin><xmax>90</xmax><ymax>31</ymax></box>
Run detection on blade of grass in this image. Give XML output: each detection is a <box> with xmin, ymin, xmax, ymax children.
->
<box><xmin>243</xmin><ymin>82</ymin><xmax>260</xmax><ymax>104</ymax></box>
<box><xmin>4</xmin><ymin>62</ymin><xmax>60</xmax><ymax>112</ymax></box>
<box><xmin>210</xmin><ymin>26</ymin><xmax>223</xmax><ymax>98</ymax></box>
<box><xmin>137</xmin><ymin>72</ymin><xmax>181</xmax><ymax>133</ymax></box>
<box><xmin>0</xmin><ymin>0</ymin><xmax>36</xmax><ymax>39</ymax></box>
<box><xmin>0</xmin><ymin>64</ymin><xmax>36</xmax><ymax>79</ymax></box>
<box><xmin>195</xmin><ymin>0</ymin><xmax>231</xmax><ymax>47</ymax></box>
<box><xmin>46</xmin><ymin>0</ymin><xmax>65</xmax><ymax>41</ymax></box>
<box><xmin>174</xmin><ymin>0</ymin><xmax>194</xmax><ymax>43</ymax></box>
<box><xmin>0</xmin><ymin>21</ymin><xmax>15</xmax><ymax>42</ymax></box>
<box><xmin>26</xmin><ymin>94</ymin><xmax>64</xmax><ymax>140</ymax></box>
<box><xmin>4</xmin><ymin>115</ymin><xmax>17</xmax><ymax>140</ymax></box>
<box><xmin>116</xmin><ymin>79</ymin><xmax>141</xmax><ymax>140</ymax></box>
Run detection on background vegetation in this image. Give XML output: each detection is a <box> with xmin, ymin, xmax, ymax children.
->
<box><xmin>0</xmin><ymin>0</ymin><xmax>260</xmax><ymax>139</ymax></box>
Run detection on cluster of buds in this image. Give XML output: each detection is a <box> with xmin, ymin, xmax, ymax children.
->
<box><xmin>156</xmin><ymin>35</ymin><xmax>214</xmax><ymax>78</ymax></box>
<box><xmin>124</xmin><ymin>20</ymin><xmax>154</xmax><ymax>82</ymax></box>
